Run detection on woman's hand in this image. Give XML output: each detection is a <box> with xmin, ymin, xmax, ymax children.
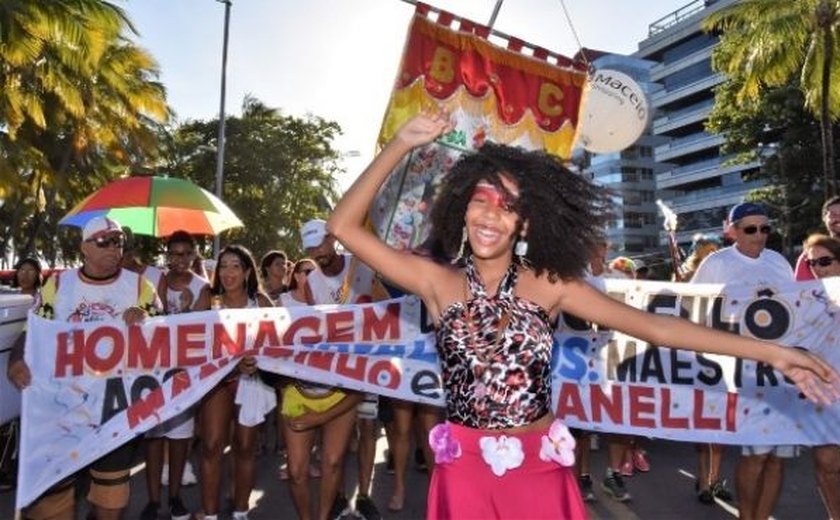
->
<box><xmin>238</xmin><ymin>355</ymin><xmax>258</xmax><ymax>376</ymax></box>
<box><xmin>394</xmin><ymin>110</ymin><xmax>452</xmax><ymax>150</ymax></box>
<box><xmin>122</xmin><ymin>306</ymin><xmax>148</xmax><ymax>325</ymax></box>
<box><xmin>771</xmin><ymin>346</ymin><xmax>840</xmax><ymax>405</ymax></box>
<box><xmin>287</xmin><ymin>411</ymin><xmax>323</xmax><ymax>432</ymax></box>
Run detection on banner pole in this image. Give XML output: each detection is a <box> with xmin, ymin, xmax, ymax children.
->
<box><xmin>487</xmin><ymin>0</ymin><xmax>505</xmax><ymax>29</ymax></box>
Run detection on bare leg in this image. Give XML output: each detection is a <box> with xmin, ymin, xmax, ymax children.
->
<box><xmin>283</xmin><ymin>418</ymin><xmax>317</xmax><ymax>520</ymax></box>
<box><xmin>144</xmin><ymin>437</ymin><xmax>165</xmax><ymax>503</ymax></box>
<box><xmin>357</xmin><ymin>417</ymin><xmax>376</xmax><ymax>497</ymax></box>
<box><xmin>232</xmin><ymin>420</ymin><xmax>260</xmax><ymax>513</ymax></box>
<box><xmin>415</xmin><ymin>405</ymin><xmax>440</xmax><ymax>475</ymax></box>
<box><xmin>199</xmin><ymin>382</ymin><xmax>235</xmax><ymax>515</ymax></box>
<box><xmin>755</xmin><ymin>455</ymin><xmax>784</xmax><ymax>520</ymax></box>
<box><xmin>575</xmin><ymin>432</ymin><xmax>591</xmax><ymax>478</ymax></box>
<box><xmin>168</xmin><ymin>438</ymin><xmax>189</xmax><ymax>500</ymax></box>
<box><xmin>317</xmin><ymin>407</ymin><xmax>357</xmax><ymax>520</ymax></box>
<box><xmin>389</xmin><ymin>401</ymin><xmax>414</xmax><ymax>511</ymax></box>
<box><xmin>736</xmin><ymin>453</ymin><xmax>768</xmax><ymax>520</ymax></box>
<box><xmin>815</xmin><ymin>445</ymin><xmax>840</xmax><ymax>519</ymax></box>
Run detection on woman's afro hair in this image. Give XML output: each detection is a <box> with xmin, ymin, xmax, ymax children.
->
<box><xmin>428</xmin><ymin>142</ymin><xmax>613</xmax><ymax>281</ymax></box>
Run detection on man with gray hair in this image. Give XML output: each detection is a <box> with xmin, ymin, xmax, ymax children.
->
<box><xmin>691</xmin><ymin>202</ymin><xmax>794</xmax><ymax>519</ymax></box>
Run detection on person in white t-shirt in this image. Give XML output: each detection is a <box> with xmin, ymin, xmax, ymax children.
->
<box><xmin>692</xmin><ymin>202</ymin><xmax>794</xmax><ymax>520</ymax></box>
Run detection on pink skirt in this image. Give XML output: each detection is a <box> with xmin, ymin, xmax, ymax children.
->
<box><xmin>427</xmin><ymin>421</ymin><xmax>587</xmax><ymax>519</ymax></box>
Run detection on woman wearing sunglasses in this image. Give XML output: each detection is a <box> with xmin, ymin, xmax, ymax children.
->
<box><xmin>802</xmin><ymin>233</ymin><xmax>840</xmax><ymax>519</ymax></box>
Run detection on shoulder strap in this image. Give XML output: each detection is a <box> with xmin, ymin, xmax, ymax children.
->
<box><xmin>337</xmin><ymin>255</ymin><xmax>359</xmax><ymax>304</ymax></box>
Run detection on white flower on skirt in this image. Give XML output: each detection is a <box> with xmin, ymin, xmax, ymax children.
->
<box><xmin>479</xmin><ymin>435</ymin><xmax>525</xmax><ymax>476</ymax></box>
<box><xmin>539</xmin><ymin>419</ymin><xmax>576</xmax><ymax>467</ymax></box>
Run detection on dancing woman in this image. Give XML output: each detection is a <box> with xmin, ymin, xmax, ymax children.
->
<box><xmin>327</xmin><ymin>112</ymin><xmax>839</xmax><ymax>519</ymax></box>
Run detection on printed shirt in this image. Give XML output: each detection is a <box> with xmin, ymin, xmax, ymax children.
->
<box><xmin>37</xmin><ymin>268</ymin><xmax>161</xmax><ymax>323</ymax></box>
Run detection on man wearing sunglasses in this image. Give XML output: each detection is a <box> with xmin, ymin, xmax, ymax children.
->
<box><xmin>691</xmin><ymin>202</ymin><xmax>794</xmax><ymax>520</ymax></box>
<box><xmin>794</xmin><ymin>195</ymin><xmax>840</xmax><ymax>281</ymax></box>
<box><xmin>7</xmin><ymin>216</ymin><xmax>161</xmax><ymax>520</ymax></box>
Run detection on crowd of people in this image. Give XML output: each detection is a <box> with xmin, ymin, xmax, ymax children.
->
<box><xmin>3</xmin><ymin>112</ymin><xmax>840</xmax><ymax>520</ymax></box>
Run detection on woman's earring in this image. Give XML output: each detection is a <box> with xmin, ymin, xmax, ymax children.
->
<box><xmin>515</xmin><ymin>235</ymin><xmax>529</xmax><ymax>266</ymax></box>
<box><xmin>453</xmin><ymin>226</ymin><xmax>468</xmax><ymax>264</ymax></box>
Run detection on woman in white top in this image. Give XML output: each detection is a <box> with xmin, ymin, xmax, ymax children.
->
<box><xmin>279</xmin><ymin>258</ymin><xmax>316</xmax><ymax>307</ymax></box>
<box><xmin>200</xmin><ymin>244</ymin><xmax>273</xmax><ymax>520</ymax></box>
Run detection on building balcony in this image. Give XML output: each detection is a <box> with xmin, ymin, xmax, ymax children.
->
<box><xmin>650</xmin><ymin>45</ymin><xmax>715</xmax><ymax>82</ymax></box>
<box><xmin>651</xmin><ymin>73</ymin><xmax>725</xmax><ymax>108</ymax></box>
<box><xmin>655</xmin><ymin>133</ymin><xmax>725</xmax><ymax>162</ymax></box>
<box><xmin>657</xmin><ymin>157</ymin><xmax>759</xmax><ymax>189</ymax></box>
<box><xmin>653</xmin><ymin>99</ymin><xmax>714</xmax><ymax>134</ymax></box>
<box><xmin>663</xmin><ymin>180</ymin><xmax>764</xmax><ymax>214</ymax></box>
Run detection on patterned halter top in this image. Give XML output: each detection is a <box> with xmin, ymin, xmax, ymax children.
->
<box><xmin>435</xmin><ymin>257</ymin><xmax>554</xmax><ymax>429</ymax></box>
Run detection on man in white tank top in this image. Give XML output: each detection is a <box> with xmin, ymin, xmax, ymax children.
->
<box><xmin>7</xmin><ymin>216</ymin><xmax>161</xmax><ymax>520</ymax></box>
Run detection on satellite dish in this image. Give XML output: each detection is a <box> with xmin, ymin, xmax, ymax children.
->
<box><xmin>577</xmin><ymin>69</ymin><xmax>649</xmax><ymax>154</ymax></box>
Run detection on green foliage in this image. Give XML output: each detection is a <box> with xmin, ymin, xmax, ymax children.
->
<box><xmin>704</xmin><ymin>0</ymin><xmax>840</xmax><ymax>194</ymax></box>
<box><xmin>707</xmin><ymin>79</ymin><xmax>828</xmax><ymax>254</ymax></box>
<box><xmin>0</xmin><ymin>0</ymin><xmax>169</xmax><ymax>265</ymax></box>
<box><xmin>162</xmin><ymin>95</ymin><xmax>342</xmax><ymax>260</ymax></box>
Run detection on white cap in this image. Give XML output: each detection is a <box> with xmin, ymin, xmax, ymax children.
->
<box><xmin>82</xmin><ymin>216</ymin><xmax>123</xmax><ymax>241</ymax></box>
<box><xmin>300</xmin><ymin>219</ymin><xmax>328</xmax><ymax>249</ymax></box>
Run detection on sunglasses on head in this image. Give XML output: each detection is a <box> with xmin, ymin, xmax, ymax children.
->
<box><xmin>807</xmin><ymin>256</ymin><xmax>837</xmax><ymax>268</ymax></box>
<box><xmin>741</xmin><ymin>224</ymin><xmax>772</xmax><ymax>235</ymax></box>
<box><xmin>86</xmin><ymin>235</ymin><xmax>125</xmax><ymax>248</ymax></box>
<box><xmin>298</xmin><ymin>268</ymin><xmax>314</xmax><ymax>276</ymax></box>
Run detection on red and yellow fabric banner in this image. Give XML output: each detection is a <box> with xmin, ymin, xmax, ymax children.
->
<box><xmin>371</xmin><ymin>5</ymin><xmax>589</xmax><ymax>250</ymax></box>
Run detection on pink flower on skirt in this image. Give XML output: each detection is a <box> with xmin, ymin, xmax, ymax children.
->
<box><xmin>429</xmin><ymin>423</ymin><xmax>462</xmax><ymax>464</ymax></box>
<box><xmin>539</xmin><ymin>419</ymin><xmax>576</xmax><ymax>467</ymax></box>
<box><xmin>479</xmin><ymin>435</ymin><xmax>525</xmax><ymax>477</ymax></box>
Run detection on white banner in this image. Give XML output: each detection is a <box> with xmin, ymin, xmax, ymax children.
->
<box><xmin>16</xmin><ymin>278</ymin><xmax>840</xmax><ymax>507</ymax></box>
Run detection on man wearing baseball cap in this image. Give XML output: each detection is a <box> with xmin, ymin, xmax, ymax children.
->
<box><xmin>8</xmin><ymin>215</ymin><xmax>161</xmax><ymax>520</ymax></box>
<box><xmin>691</xmin><ymin>202</ymin><xmax>794</xmax><ymax>518</ymax></box>
<box><xmin>281</xmin><ymin>218</ymin><xmax>390</xmax><ymax>520</ymax></box>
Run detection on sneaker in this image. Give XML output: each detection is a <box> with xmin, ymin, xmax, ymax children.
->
<box><xmin>711</xmin><ymin>479</ymin><xmax>733</xmax><ymax>502</ymax></box>
<box><xmin>697</xmin><ymin>488</ymin><xmax>714</xmax><ymax>504</ymax></box>
<box><xmin>578</xmin><ymin>474</ymin><xmax>596</xmax><ymax>503</ymax></box>
<box><xmin>181</xmin><ymin>461</ymin><xmax>198</xmax><ymax>486</ymax></box>
<box><xmin>140</xmin><ymin>500</ymin><xmax>160</xmax><ymax>520</ymax></box>
<box><xmin>328</xmin><ymin>494</ymin><xmax>352</xmax><ymax>520</ymax></box>
<box><xmin>632</xmin><ymin>449</ymin><xmax>650</xmax><ymax>472</ymax></box>
<box><xmin>161</xmin><ymin>463</ymin><xmax>170</xmax><ymax>486</ymax></box>
<box><xmin>414</xmin><ymin>447</ymin><xmax>427</xmax><ymax>472</ymax></box>
<box><xmin>355</xmin><ymin>495</ymin><xmax>382</xmax><ymax>520</ymax></box>
<box><xmin>169</xmin><ymin>496</ymin><xmax>191</xmax><ymax>520</ymax></box>
<box><xmin>619</xmin><ymin>460</ymin><xmax>634</xmax><ymax>477</ymax></box>
<box><xmin>602</xmin><ymin>472</ymin><xmax>631</xmax><ymax>502</ymax></box>
<box><xmin>232</xmin><ymin>511</ymin><xmax>249</xmax><ymax>520</ymax></box>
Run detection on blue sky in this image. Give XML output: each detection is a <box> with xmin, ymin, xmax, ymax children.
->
<box><xmin>122</xmin><ymin>0</ymin><xmax>685</xmax><ymax>188</ymax></box>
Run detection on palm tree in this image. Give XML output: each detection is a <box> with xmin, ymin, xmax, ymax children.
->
<box><xmin>0</xmin><ymin>0</ymin><xmax>170</xmax><ymax>260</ymax></box>
<box><xmin>704</xmin><ymin>0</ymin><xmax>840</xmax><ymax>198</ymax></box>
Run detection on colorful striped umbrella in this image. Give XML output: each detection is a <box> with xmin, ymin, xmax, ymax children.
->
<box><xmin>60</xmin><ymin>176</ymin><xmax>243</xmax><ymax>237</ymax></box>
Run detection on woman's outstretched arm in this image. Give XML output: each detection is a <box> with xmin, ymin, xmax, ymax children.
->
<box><xmin>328</xmin><ymin>113</ymin><xmax>453</xmax><ymax>305</ymax></box>
<box><xmin>557</xmin><ymin>278</ymin><xmax>840</xmax><ymax>405</ymax></box>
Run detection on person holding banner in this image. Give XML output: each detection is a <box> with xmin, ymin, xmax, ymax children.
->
<box><xmin>199</xmin><ymin>244</ymin><xmax>273</xmax><ymax>520</ymax></box>
<box><xmin>691</xmin><ymin>202</ymin><xmax>795</xmax><ymax>520</ymax></box>
<box><xmin>327</xmin><ymin>112</ymin><xmax>840</xmax><ymax>519</ymax></box>
<box><xmin>801</xmin><ymin>233</ymin><xmax>840</xmax><ymax>520</ymax></box>
<box><xmin>140</xmin><ymin>231</ymin><xmax>209</xmax><ymax>520</ymax></box>
<box><xmin>7</xmin><ymin>216</ymin><xmax>161</xmax><ymax>520</ymax></box>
